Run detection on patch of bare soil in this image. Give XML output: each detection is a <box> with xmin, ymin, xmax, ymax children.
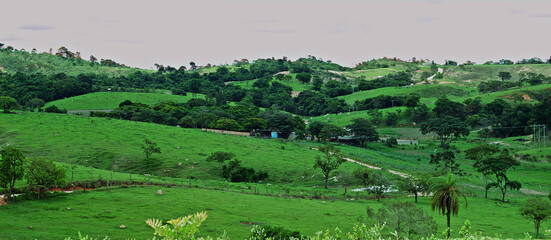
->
<box><xmin>274</xmin><ymin>71</ymin><xmax>290</xmax><ymax>75</ymax></box>
<box><xmin>291</xmin><ymin>91</ymin><xmax>301</xmax><ymax>97</ymax></box>
<box><xmin>520</xmin><ymin>188</ymin><xmax>547</xmax><ymax>195</ymax></box>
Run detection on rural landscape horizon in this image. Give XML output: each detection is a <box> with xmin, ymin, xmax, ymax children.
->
<box><xmin>1</xmin><ymin>1</ymin><xmax>551</xmax><ymax>240</ymax></box>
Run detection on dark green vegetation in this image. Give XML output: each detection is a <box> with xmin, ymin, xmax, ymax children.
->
<box><xmin>1</xmin><ymin>44</ymin><xmax>551</xmax><ymax>239</ymax></box>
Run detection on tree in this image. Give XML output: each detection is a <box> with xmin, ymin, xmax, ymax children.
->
<box><xmin>420</xmin><ymin>116</ymin><xmax>469</xmax><ymax>151</ymax></box>
<box><xmin>26</xmin><ymin>158</ymin><xmax>66</xmax><ymax>198</ymax></box>
<box><xmin>26</xmin><ymin>98</ymin><xmax>45</xmax><ymax>111</ymax></box>
<box><xmin>142</xmin><ymin>139</ymin><xmax>161</xmax><ymax>161</ymax></box>
<box><xmin>296</xmin><ymin>73</ymin><xmax>312</xmax><ymax>84</ymax></box>
<box><xmin>398</xmin><ymin>176</ymin><xmax>428</xmax><ymax>203</ymax></box>
<box><xmin>354</xmin><ymin>168</ymin><xmax>372</xmax><ymax>189</ymax></box>
<box><xmin>347</xmin><ymin>118</ymin><xmax>379</xmax><ymax>147</ymax></box>
<box><xmin>308</xmin><ymin>121</ymin><xmax>326</xmax><ymax>140</ymax></box>
<box><xmin>519</xmin><ymin>198</ymin><xmax>551</xmax><ymax>238</ymax></box>
<box><xmin>484</xmin><ymin>149</ymin><xmax>521</xmax><ymax>202</ymax></box>
<box><xmin>429</xmin><ymin>175</ymin><xmax>467</xmax><ymax>239</ymax></box>
<box><xmin>314</xmin><ymin>145</ymin><xmax>345</xmax><ymax>189</ymax></box>
<box><xmin>312</xmin><ymin>76</ymin><xmax>323</xmax><ymax>91</ymax></box>
<box><xmin>318</xmin><ymin>124</ymin><xmax>346</xmax><ymax>141</ymax></box>
<box><xmin>429</xmin><ymin>150</ymin><xmax>462</xmax><ymax>174</ymax></box>
<box><xmin>372</xmin><ymin>202</ymin><xmax>437</xmax><ymax>239</ymax></box>
<box><xmin>0</xmin><ymin>96</ymin><xmax>18</xmax><ymax>113</ymax></box>
<box><xmin>404</xmin><ymin>93</ymin><xmax>420</xmax><ymax>110</ymax></box>
<box><xmin>0</xmin><ymin>147</ymin><xmax>26</xmax><ymax>199</ymax></box>
<box><xmin>369</xmin><ymin>172</ymin><xmax>390</xmax><ymax>202</ymax></box>
<box><xmin>498</xmin><ymin>72</ymin><xmax>512</xmax><ymax>81</ymax></box>
<box><xmin>338</xmin><ymin>171</ymin><xmax>355</xmax><ymax>198</ymax></box>
<box><xmin>206</xmin><ymin>151</ymin><xmax>235</xmax><ymax>168</ymax></box>
<box><xmin>465</xmin><ymin>144</ymin><xmax>500</xmax><ymax>199</ymax></box>
<box><xmin>190</xmin><ymin>62</ymin><xmax>197</xmax><ymax>70</ymax></box>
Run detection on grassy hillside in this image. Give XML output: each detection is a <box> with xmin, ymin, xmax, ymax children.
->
<box><xmin>1</xmin><ymin>186</ymin><xmax>547</xmax><ymax>239</ymax></box>
<box><xmin>444</xmin><ymin>64</ymin><xmax>551</xmax><ymax>84</ymax></box>
<box><xmin>45</xmin><ymin>92</ymin><xmax>206</xmax><ymax>110</ymax></box>
<box><xmin>0</xmin><ymin>112</ymin><xmax>370</xmax><ymax>186</ymax></box>
<box><xmin>0</xmin><ymin>49</ymin><xmax>148</xmax><ymax>76</ymax></box>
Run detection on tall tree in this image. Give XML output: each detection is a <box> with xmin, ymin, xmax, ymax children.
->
<box><xmin>484</xmin><ymin>149</ymin><xmax>522</xmax><ymax>202</ymax></box>
<box><xmin>421</xmin><ymin>116</ymin><xmax>469</xmax><ymax>151</ymax></box>
<box><xmin>429</xmin><ymin>175</ymin><xmax>468</xmax><ymax>239</ymax></box>
<box><xmin>347</xmin><ymin>118</ymin><xmax>379</xmax><ymax>147</ymax></box>
<box><xmin>313</xmin><ymin>145</ymin><xmax>345</xmax><ymax>189</ymax></box>
<box><xmin>465</xmin><ymin>144</ymin><xmax>500</xmax><ymax>199</ymax></box>
<box><xmin>0</xmin><ymin>147</ymin><xmax>26</xmax><ymax>199</ymax></box>
<box><xmin>519</xmin><ymin>198</ymin><xmax>551</xmax><ymax>238</ymax></box>
<box><xmin>498</xmin><ymin>71</ymin><xmax>512</xmax><ymax>81</ymax></box>
<box><xmin>369</xmin><ymin>171</ymin><xmax>390</xmax><ymax>202</ymax></box>
<box><xmin>398</xmin><ymin>176</ymin><xmax>429</xmax><ymax>203</ymax></box>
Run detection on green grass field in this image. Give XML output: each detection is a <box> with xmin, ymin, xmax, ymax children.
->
<box><xmin>45</xmin><ymin>92</ymin><xmax>206</xmax><ymax>110</ymax></box>
<box><xmin>0</xmin><ymin>112</ymin><xmax>371</xmax><ymax>187</ymax></box>
<box><xmin>1</xmin><ymin>186</ymin><xmax>548</xmax><ymax>239</ymax></box>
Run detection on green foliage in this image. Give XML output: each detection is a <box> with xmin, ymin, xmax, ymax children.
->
<box><xmin>397</xmin><ymin>176</ymin><xmax>428</xmax><ymax>203</ymax></box>
<box><xmin>372</xmin><ymin>201</ymin><xmax>437</xmax><ymax>239</ymax></box>
<box><xmin>429</xmin><ymin>175</ymin><xmax>468</xmax><ymax>238</ymax></box>
<box><xmin>221</xmin><ymin>159</ymin><xmax>268</xmax><ymax>182</ymax></box>
<box><xmin>498</xmin><ymin>72</ymin><xmax>512</xmax><ymax>81</ymax></box>
<box><xmin>368</xmin><ymin>172</ymin><xmax>390</xmax><ymax>202</ymax></box>
<box><xmin>384</xmin><ymin>137</ymin><xmax>398</xmax><ymax>148</ymax></box>
<box><xmin>44</xmin><ymin>105</ymin><xmax>68</xmax><ymax>114</ymax></box>
<box><xmin>319</xmin><ymin>124</ymin><xmax>346</xmax><ymax>141</ymax></box>
<box><xmin>0</xmin><ymin>96</ymin><xmax>18</xmax><ymax>113</ymax></box>
<box><xmin>142</xmin><ymin>139</ymin><xmax>161</xmax><ymax>161</ymax></box>
<box><xmin>346</xmin><ymin>118</ymin><xmax>379</xmax><ymax>147</ymax></box>
<box><xmin>353</xmin><ymin>168</ymin><xmax>373</xmax><ymax>188</ymax></box>
<box><xmin>146</xmin><ymin>211</ymin><xmax>208</xmax><ymax>240</ymax></box>
<box><xmin>26</xmin><ymin>157</ymin><xmax>67</xmax><ymax>198</ymax></box>
<box><xmin>0</xmin><ymin>146</ymin><xmax>26</xmax><ymax>198</ymax></box>
<box><xmin>481</xmin><ymin>149</ymin><xmax>521</xmax><ymax>202</ymax></box>
<box><xmin>519</xmin><ymin>198</ymin><xmax>551</xmax><ymax>238</ymax></box>
<box><xmin>421</xmin><ymin>116</ymin><xmax>469</xmax><ymax>151</ymax></box>
<box><xmin>212</xmin><ymin>118</ymin><xmax>242</xmax><ymax>131</ymax></box>
<box><xmin>250</xmin><ymin>225</ymin><xmax>301</xmax><ymax>240</ymax></box>
<box><xmin>314</xmin><ymin>145</ymin><xmax>345</xmax><ymax>189</ymax></box>
<box><xmin>296</xmin><ymin>73</ymin><xmax>312</xmax><ymax>84</ymax></box>
<box><xmin>206</xmin><ymin>151</ymin><xmax>236</xmax><ymax>167</ymax></box>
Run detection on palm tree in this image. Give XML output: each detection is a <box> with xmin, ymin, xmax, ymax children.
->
<box><xmin>429</xmin><ymin>175</ymin><xmax>468</xmax><ymax>238</ymax></box>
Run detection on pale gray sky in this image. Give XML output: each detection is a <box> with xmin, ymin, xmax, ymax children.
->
<box><xmin>1</xmin><ymin>0</ymin><xmax>550</xmax><ymax>69</ymax></box>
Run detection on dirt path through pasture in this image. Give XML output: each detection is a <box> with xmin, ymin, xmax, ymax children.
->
<box><xmin>308</xmin><ymin>147</ymin><xmax>410</xmax><ymax>178</ymax></box>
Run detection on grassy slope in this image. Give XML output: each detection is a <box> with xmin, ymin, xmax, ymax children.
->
<box><xmin>1</xmin><ymin>186</ymin><xmax>548</xmax><ymax>239</ymax></box>
<box><xmin>45</xmin><ymin>92</ymin><xmax>206</xmax><ymax>110</ymax></box>
<box><xmin>0</xmin><ymin>112</ymin><xmax>368</xmax><ymax>186</ymax></box>
<box><xmin>0</xmin><ymin>50</ymin><xmax>149</xmax><ymax>76</ymax></box>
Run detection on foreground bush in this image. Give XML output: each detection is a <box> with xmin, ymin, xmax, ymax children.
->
<box><xmin>65</xmin><ymin>212</ymin><xmax>551</xmax><ymax>240</ymax></box>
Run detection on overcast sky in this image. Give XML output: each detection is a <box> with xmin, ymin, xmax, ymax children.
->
<box><xmin>1</xmin><ymin>0</ymin><xmax>550</xmax><ymax>69</ymax></box>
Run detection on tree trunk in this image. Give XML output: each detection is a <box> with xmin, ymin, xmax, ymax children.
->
<box><xmin>484</xmin><ymin>176</ymin><xmax>488</xmax><ymax>199</ymax></box>
<box><xmin>414</xmin><ymin>192</ymin><xmax>418</xmax><ymax>203</ymax></box>
<box><xmin>501</xmin><ymin>187</ymin><xmax>506</xmax><ymax>202</ymax></box>
<box><xmin>324</xmin><ymin>175</ymin><xmax>328</xmax><ymax>189</ymax></box>
<box><xmin>535</xmin><ymin>221</ymin><xmax>540</xmax><ymax>238</ymax></box>
<box><xmin>446</xmin><ymin>200</ymin><xmax>451</xmax><ymax>238</ymax></box>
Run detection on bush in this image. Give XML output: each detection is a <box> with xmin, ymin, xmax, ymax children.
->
<box><xmin>44</xmin><ymin>105</ymin><xmax>68</xmax><ymax>114</ymax></box>
<box><xmin>222</xmin><ymin>160</ymin><xmax>268</xmax><ymax>183</ymax></box>
<box><xmin>250</xmin><ymin>225</ymin><xmax>301</xmax><ymax>240</ymax></box>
